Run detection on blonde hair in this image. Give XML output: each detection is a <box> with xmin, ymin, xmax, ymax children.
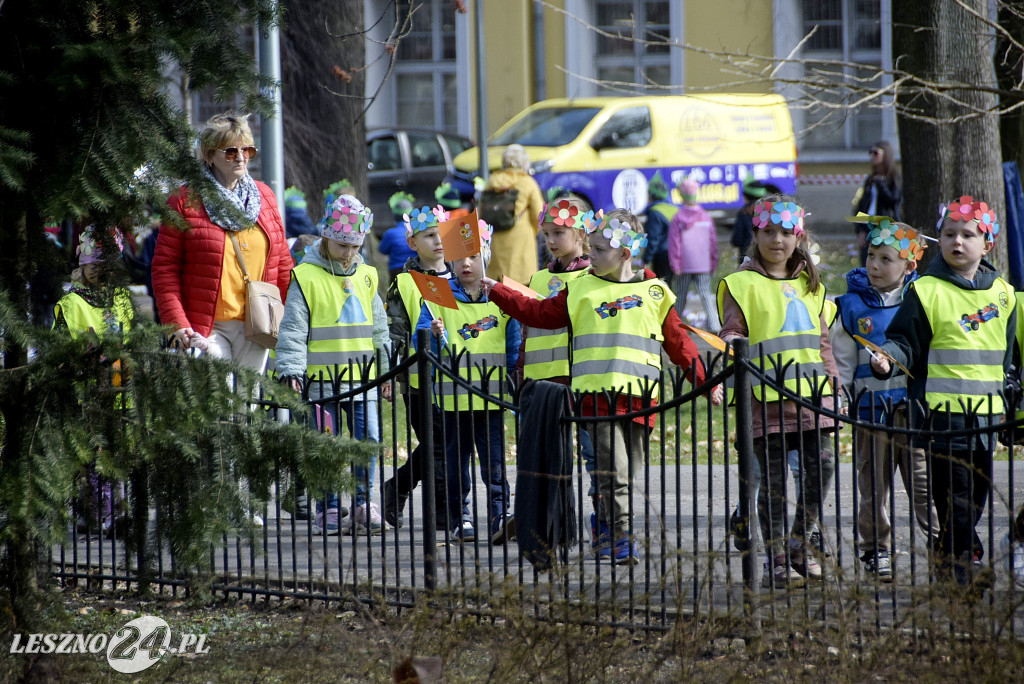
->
<box><xmin>198</xmin><ymin>112</ymin><xmax>255</xmax><ymax>165</ymax></box>
<box><xmin>502</xmin><ymin>144</ymin><xmax>530</xmax><ymax>171</ymax></box>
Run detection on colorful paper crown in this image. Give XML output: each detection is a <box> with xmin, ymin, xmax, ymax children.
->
<box><xmin>388</xmin><ymin>191</ymin><xmax>415</xmax><ymax>216</ymax></box>
<box><xmin>320</xmin><ymin>195</ymin><xmax>373</xmax><ymax>244</ymax></box>
<box><xmin>284</xmin><ymin>186</ymin><xmax>307</xmax><ymax>210</ymax></box>
<box><xmin>580</xmin><ymin>209</ymin><xmax>604</xmax><ymax>235</ymax></box>
<box><xmin>434</xmin><ymin>182</ymin><xmax>461</xmax><ymax>209</ymax></box>
<box><xmin>404</xmin><ymin>205</ymin><xmax>449</xmax><ymax>237</ymax></box>
<box><xmin>853</xmin><ymin>214</ymin><xmax>927</xmax><ymax>262</ymax></box>
<box><xmin>941</xmin><ymin>195</ymin><xmax>1000</xmax><ymax>241</ymax></box>
<box><xmin>599</xmin><ymin>215</ymin><xmax>648</xmax><ymax>257</ymax></box>
<box><xmin>544</xmin><ymin>199</ymin><xmax>591</xmax><ymax>228</ymax></box>
<box><xmin>678</xmin><ymin>178</ymin><xmax>700</xmax><ymax>201</ymax></box>
<box><xmin>322</xmin><ymin>179</ymin><xmax>355</xmax><ymax>212</ymax></box>
<box><xmin>648</xmin><ymin>171</ymin><xmax>669</xmax><ymax>200</ymax></box>
<box><xmin>752</xmin><ymin>199</ymin><xmax>805</xmax><ymax>235</ymax></box>
<box><xmin>742</xmin><ymin>176</ymin><xmax>767</xmax><ymax>199</ymax></box>
<box><xmin>77</xmin><ymin>226</ymin><xmax>125</xmax><ymax>265</ymax></box>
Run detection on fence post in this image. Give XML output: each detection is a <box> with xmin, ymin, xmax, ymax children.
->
<box><xmin>416</xmin><ymin>329</ymin><xmax>436</xmax><ymax>592</ymax></box>
<box><xmin>732</xmin><ymin>338</ymin><xmax>759</xmax><ymax>614</ymax></box>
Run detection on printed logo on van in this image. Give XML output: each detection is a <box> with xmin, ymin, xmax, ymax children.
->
<box><xmin>611</xmin><ymin>169</ymin><xmax>648</xmax><ymax>214</ymax></box>
<box><xmin>677</xmin><ymin>105</ymin><xmax>722</xmax><ymax>158</ymax></box>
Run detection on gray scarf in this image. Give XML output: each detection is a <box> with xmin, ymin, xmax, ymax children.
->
<box><xmin>202</xmin><ymin>167</ymin><xmax>262</xmax><ymax>232</ymax></box>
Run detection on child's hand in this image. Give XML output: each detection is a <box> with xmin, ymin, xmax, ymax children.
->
<box><xmin>381</xmin><ymin>381</ymin><xmax>393</xmax><ymax>402</ymax></box>
<box><xmin>431</xmin><ymin>317</ymin><xmax>445</xmax><ymax>339</ymax></box>
<box><xmin>480</xmin><ymin>277</ymin><xmax>497</xmax><ymax>295</ymax></box>
<box><xmin>711</xmin><ymin>384</ymin><xmax>724</xmax><ymax>406</ymax></box>
<box><xmin>870</xmin><ymin>354</ymin><xmax>890</xmax><ymax>375</ymax></box>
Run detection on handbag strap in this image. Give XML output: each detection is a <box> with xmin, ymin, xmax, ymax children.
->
<box><xmin>228</xmin><ymin>233</ymin><xmax>252</xmax><ymax>285</ymax></box>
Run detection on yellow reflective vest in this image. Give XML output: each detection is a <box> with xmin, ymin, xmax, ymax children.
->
<box><xmin>913</xmin><ymin>275</ymin><xmax>1013</xmax><ymax>414</ymax></box>
<box><xmin>426</xmin><ymin>298</ymin><xmax>509</xmax><ymax>411</ymax></box>
<box><xmin>54</xmin><ymin>289</ymin><xmax>133</xmax><ymax>337</ymax></box>
<box><xmin>567</xmin><ymin>275</ymin><xmax>675</xmax><ymax>400</ymax></box>
<box><xmin>523</xmin><ymin>267</ymin><xmax>589</xmax><ymax>380</ymax></box>
<box><xmin>292</xmin><ymin>263</ymin><xmax>378</xmax><ymax>383</ymax></box>
<box><xmin>718</xmin><ymin>270</ymin><xmax>828</xmax><ymax>402</ymax></box>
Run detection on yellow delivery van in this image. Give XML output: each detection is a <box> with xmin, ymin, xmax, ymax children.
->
<box><xmin>451</xmin><ymin>94</ymin><xmax>797</xmax><ymax>214</ymax></box>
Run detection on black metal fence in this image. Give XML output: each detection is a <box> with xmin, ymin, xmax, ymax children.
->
<box><xmin>54</xmin><ymin>332</ymin><xmax>1024</xmax><ymax>636</ymax></box>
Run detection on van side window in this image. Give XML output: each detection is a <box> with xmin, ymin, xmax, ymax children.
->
<box><xmin>368</xmin><ymin>136</ymin><xmax>401</xmax><ymax>171</ymax></box>
<box><xmin>409</xmin><ymin>133</ymin><xmax>445</xmax><ymax>168</ymax></box>
<box><xmin>592</xmin><ymin>106</ymin><xmax>652</xmax><ymax>149</ymax></box>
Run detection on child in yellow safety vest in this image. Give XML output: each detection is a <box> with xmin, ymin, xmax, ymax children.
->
<box><xmin>870</xmin><ymin>196</ymin><xmax>1015</xmax><ymax>588</ymax></box>
<box><xmin>53</xmin><ymin>227</ymin><xmax>134</xmax><ymax>537</ymax></box>
<box><xmin>416</xmin><ymin>222</ymin><xmax>520</xmax><ymax>544</ymax></box>
<box><xmin>717</xmin><ymin>195</ymin><xmax>838</xmax><ymax>587</ymax></box>
<box><xmin>275</xmin><ymin>195</ymin><xmax>392</xmax><ymax>536</ymax></box>
<box><xmin>484</xmin><ymin>209</ymin><xmax>719</xmax><ymax>564</ymax></box>
<box><xmin>381</xmin><ymin>204</ymin><xmax>454</xmax><ymax>529</ymax></box>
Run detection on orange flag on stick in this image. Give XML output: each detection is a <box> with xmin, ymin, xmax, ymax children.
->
<box><xmin>438</xmin><ymin>210</ymin><xmax>481</xmax><ymax>261</ymax></box>
<box><xmin>501</xmin><ymin>276</ymin><xmax>543</xmax><ymax>300</ymax></box>
<box><xmin>410</xmin><ymin>270</ymin><xmax>459</xmax><ymax>310</ymax></box>
<box><xmin>679</xmin><ymin>322</ymin><xmax>732</xmax><ymax>355</ymax></box>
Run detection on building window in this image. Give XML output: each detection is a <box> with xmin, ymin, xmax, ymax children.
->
<box><xmin>392</xmin><ymin>0</ymin><xmax>458</xmax><ymax>133</ymax></box>
<box><xmin>594</xmin><ymin>0</ymin><xmax>672</xmax><ymax>94</ymax></box>
<box><xmin>800</xmin><ymin>0</ymin><xmax>886</xmax><ymax>150</ymax></box>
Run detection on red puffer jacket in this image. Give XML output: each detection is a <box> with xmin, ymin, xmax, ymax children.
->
<box><xmin>151</xmin><ymin>180</ymin><xmax>292</xmax><ymax>337</ymax></box>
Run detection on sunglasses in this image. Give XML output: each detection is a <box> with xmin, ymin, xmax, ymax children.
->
<box><xmin>869</xmin><ymin>148</ymin><xmax>881</xmax><ymax>155</ymax></box>
<box><xmin>219</xmin><ymin>146</ymin><xmax>257</xmax><ymax>161</ymax></box>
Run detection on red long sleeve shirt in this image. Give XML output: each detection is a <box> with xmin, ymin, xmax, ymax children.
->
<box><xmin>489</xmin><ymin>270</ymin><xmax>706</xmax><ymax>427</ymax></box>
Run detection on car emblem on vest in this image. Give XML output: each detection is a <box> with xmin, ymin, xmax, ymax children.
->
<box><xmin>648</xmin><ymin>285</ymin><xmax>664</xmax><ymax>300</ymax></box>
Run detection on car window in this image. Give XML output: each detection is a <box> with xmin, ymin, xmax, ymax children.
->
<box><xmin>408</xmin><ymin>133</ymin><xmax>445</xmax><ymax>168</ymax></box>
<box><xmin>591</xmin><ymin>107</ymin><xmax>652</xmax><ymax>149</ymax></box>
<box><xmin>491</xmin><ymin>107</ymin><xmax>601</xmax><ymax>147</ymax></box>
<box><xmin>444</xmin><ymin>135</ymin><xmax>471</xmax><ymax>158</ymax></box>
<box><xmin>368</xmin><ymin>136</ymin><xmax>401</xmax><ymax>171</ymax></box>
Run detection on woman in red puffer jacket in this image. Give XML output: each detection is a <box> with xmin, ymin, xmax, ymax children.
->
<box><xmin>152</xmin><ymin>112</ymin><xmax>291</xmax><ymax>371</ymax></box>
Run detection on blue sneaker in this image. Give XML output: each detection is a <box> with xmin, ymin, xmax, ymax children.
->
<box><xmin>590</xmin><ymin>513</ymin><xmax>611</xmax><ymax>559</ymax></box>
<box><xmin>450</xmin><ymin>520</ymin><xmax>476</xmax><ymax>543</ymax></box>
<box><xmin>613</xmin><ymin>534</ymin><xmax>640</xmax><ymax>565</ymax></box>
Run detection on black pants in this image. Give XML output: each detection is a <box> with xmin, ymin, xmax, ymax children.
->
<box><xmin>931</xmin><ymin>447</ymin><xmax>991</xmax><ymax>559</ymax></box>
<box><xmin>392</xmin><ymin>391</ymin><xmax>447</xmax><ymax>510</ymax></box>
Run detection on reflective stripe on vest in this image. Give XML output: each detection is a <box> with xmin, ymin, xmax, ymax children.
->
<box><xmin>426</xmin><ymin>298</ymin><xmax>509</xmax><ymax>411</ymax></box>
<box><xmin>293</xmin><ymin>262</ymin><xmax>378</xmax><ymax>383</ymax></box>
<box><xmin>523</xmin><ymin>267</ymin><xmax>588</xmax><ymax>379</ymax></box>
<box><xmin>914</xmin><ymin>275</ymin><xmax>1013</xmax><ymax>414</ymax></box>
<box><xmin>567</xmin><ymin>275</ymin><xmax>675</xmax><ymax>399</ymax></box>
<box><xmin>719</xmin><ymin>270</ymin><xmax>828</xmax><ymax>402</ymax></box>
<box><xmin>836</xmin><ymin>290</ymin><xmax>906</xmax><ymax>419</ymax></box>
<box><xmin>395</xmin><ymin>272</ymin><xmax>426</xmax><ymax>389</ymax></box>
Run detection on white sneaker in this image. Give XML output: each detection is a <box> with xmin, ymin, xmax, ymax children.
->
<box><xmin>252</xmin><ymin>512</ymin><xmax>265</xmax><ymax>528</ymax></box>
<box><xmin>1002</xmin><ymin>533</ymin><xmax>1024</xmax><ymax>590</ymax></box>
<box><xmin>346</xmin><ymin>503</ymin><xmax>384</xmax><ymax>535</ymax></box>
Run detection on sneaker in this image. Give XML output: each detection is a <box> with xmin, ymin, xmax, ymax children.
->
<box><xmin>763</xmin><ymin>554</ymin><xmax>802</xmax><ymax>588</ymax></box>
<box><xmin>809</xmin><ymin>528</ymin><xmax>831</xmax><ymax>558</ymax></box>
<box><xmin>450</xmin><ymin>520</ymin><xmax>476</xmax><ymax>543</ymax></box>
<box><xmin>861</xmin><ymin>551</ymin><xmax>892</xmax><ymax>581</ymax></box>
<box><xmin>382</xmin><ymin>477</ymin><xmax>407</xmax><ymax>529</ymax></box>
<box><xmin>1001</xmin><ymin>534</ymin><xmax>1024</xmax><ymax>590</ymax></box>
<box><xmin>252</xmin><ymin>512</ymin><xmax>265</xmax><ymax>528</ymax></box>
<box><xmin>491</xmin><ymin>514</ymin><xmax>516</xmax><ymax>545</ymax></box>
<box><xmin>613</xmin><ymin>534</ymin><xmax>640</xmax><ymax>565</ymax></box>
<box><xmin>789</xmin><ymin>540</ymin><xmax>822</xmax><ymax>580</ymax></box>
<box><xmin>313</xmin><ymin>508</ymin><xmax>341</xmax><ymax>536</ymax></box>
<box><xmin>590</xmin><ymin>513</ymin><xmax>612</xmax><ymax>559</ymax></box>
<box><xmin>729</xmin><ymin>506</ymin><xmax>750</xmax><ymax>553</ymax></box>
<box><xmin>346</xmin><ymin>503</ymin><xmax>384</xmax><ymax>535</ymax></box>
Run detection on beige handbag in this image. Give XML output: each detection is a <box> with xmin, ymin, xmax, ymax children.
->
<box><xmin>229</xmin><ymin>233</ymin><xmax>284</xmax><ymax>349</ymax></box>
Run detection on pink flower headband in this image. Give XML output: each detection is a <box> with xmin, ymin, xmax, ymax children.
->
<box><xmin>545</xmin><ymin>199</ymin><xmax>584</xmax><ymax>228</ymax></box>
<box><xmin>321</xmin><ymin>195</ymin><xmax>373</xmax><ymax>245</ymax></box>
<box><xmin>941</xmin><ymin>195</ymin><xmax>1000</xmax><ymax>242</ymax></box>
<box><xmin>752</xmin><ymin>199</ymin><xmax>805</xmax><ymax>235</ymax></box>
<box><xmin>77</xmin><ymin>226</ymin><xmax>125</xmax><ymax>265</ymax></box>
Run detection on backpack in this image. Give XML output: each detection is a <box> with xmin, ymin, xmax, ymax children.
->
<box><xmin>478</xmin><ymin>187</ymin><xmax>521</xmax><ymax>231</ymax></box>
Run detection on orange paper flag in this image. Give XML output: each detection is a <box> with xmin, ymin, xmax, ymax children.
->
<box><xmin>439</xmin><ymin>210</ymin><xmax>481</xmax><ymax>261</ymax></box>
<box><xmin>410</xmin><ymin>270</ymin><xmax>459</xmax><ymax>311</ymax></box>
<box><xmin>501</xmin><ymin>276</ymin><xmax>543</xmax><ymax>300</ymax></box>
<box><xmin>853</xmin><ymin>334</ymin><xmax>914</xmax><ymax>379</ymax></box>
<box><xmin>679</xmin><ymin>322</ymin><xmax>732</xmax><ymax>355</ymax></box>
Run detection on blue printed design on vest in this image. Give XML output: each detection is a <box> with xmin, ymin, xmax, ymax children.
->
<box><xmin>458</xmin><ymin>315</ymin><xmax>499</xmax><ymax>339</ymax></box>
<box><xmin>594</xmin><ymin>295</ymin><xmax>643</xmax><ymax>319</ymax></box>
<box><xmin>336</xmin><ymin>278</ymin><xmax>368</xmax><ymax>324</ymax></box>
<box><xmin>547</xmin><ymin>276</ymin><xmax>565</xmax><ymax>298</ymax></box>
<box><xmin>779</xmin><ymin>283</ymin><xmax>814</xmax><ymax>332</ymax></box>
<box><xmin>857</xmin><ymin>317</ymin><xmax>873</xmax><ymax>335</ymax></box>
<box><xmin>959</xmin><ymin>303</ymin><xmax>999</xmax><ymax>332</ymax></box>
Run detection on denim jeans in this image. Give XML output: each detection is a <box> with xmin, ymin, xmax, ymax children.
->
<box><xmin>315</xmin><ymin>399</ymin><xmax>379</xmax><ymax>512</ymax></box>
<box><xmin>442</xmin><ymin>410</ymin><xmax>508</xmax><ymax>533</ymax></box>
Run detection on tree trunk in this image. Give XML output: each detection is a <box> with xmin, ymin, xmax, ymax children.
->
<box><xmin>997</xmin><ymin>1</ymin><xmax>1024</xmax><ymax>176</ymax></box>
<box><xmin>893</xmin><ymin>0</ymin><xmax>1004</xmax><ymax>269</ymax></box>
<box><xmin>280</xmin><ymin>1</ymin><xmax>368</xmax><ymax>221</ymax></box>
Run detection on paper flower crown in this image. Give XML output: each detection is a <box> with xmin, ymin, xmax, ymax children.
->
<box><xmin>752</xmin><ymin>199</ymin><xmax>805</xmax><ymax>235</ymax></box>
<box><xmin>597</xmin><ymin>215</ymin><xmax>647</xmax><ymax>257</ymax></box>
<box><xmin>544</xmin><ymin>198</ymin><xmax>599</xmax><ymax>229</ymax></box>
<box><xmin>581</xmin><ymin>209</ymin><xmax>604</xmax><ymax>235</ymax></box>
<box><xmin>320</xmin><ymin>195</ymin><xmax>373</xmax><ymax>245</ymax></box>
<box><xmin>404</xmin><ymin>205</ymin><xmax>450</xmax><ymax>237</ymax></box>
<box><xmin>864</xmin><ymin>215</ymin><xmax>926</xmax><ymax>262</ymax></box>
<box><xmin>77</xmin><ymin>226</ymin><xmax>126</xmax><ymax>265</ymax></box>
<box><xmin>941</xmin><ymin>195</ymin><xmax>1000</xmax><ymax>242</ymax></box>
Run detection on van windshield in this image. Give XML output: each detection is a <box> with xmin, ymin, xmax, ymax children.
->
<box><xmin>491</xmin><ymin>107</ymin><xmax>601</xmax><ymax>147</ymax></box>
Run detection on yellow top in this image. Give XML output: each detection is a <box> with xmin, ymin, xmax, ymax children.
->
<box><xmin>215</xmin><ymin>227</ymin><xmax>269</xmax><ymax>322</ymax></box>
